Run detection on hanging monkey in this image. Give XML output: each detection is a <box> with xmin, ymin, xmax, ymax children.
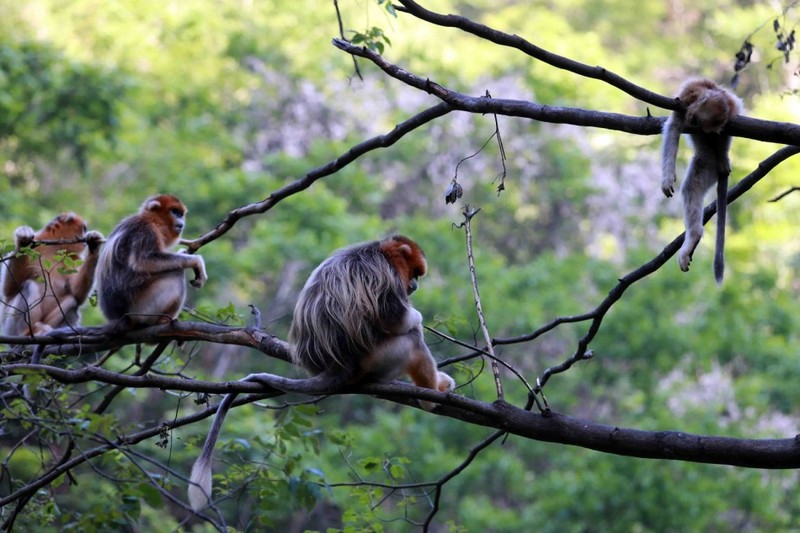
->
<box><xmin>661</xmin><ymin>78</ymin><xmax>743</xmax><ymax>283</ymax></box>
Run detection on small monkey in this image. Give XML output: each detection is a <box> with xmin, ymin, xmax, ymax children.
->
<box><xmin>187</xmin><ymin>236</ymin><xmax>454</xmax><ymax>512</ymax></box>
<box><xmin>661</xmin><ymin>78</ymin><xmax>743</xmax><ymax>283</ymax></box>
<box><xmin>96</xmin><ymin>194</ymin><xmax>207</xmax><ymax>327</ymax></box>
<box><xmin>0</xmin><ymin>213</ymin><xmax>103</xmax><ymax>337</ymax></box>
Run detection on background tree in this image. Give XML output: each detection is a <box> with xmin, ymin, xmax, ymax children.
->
<box><xmin>2</xmin><ymin>0</ymin><xmax>800</xmax><ymax>531</ymax></box>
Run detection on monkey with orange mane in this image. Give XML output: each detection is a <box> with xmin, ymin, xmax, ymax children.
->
<box><xmin>187</xmin><ymin>235</ymin><xmax>454</xmax><ymax>512</ymax></box>
<box><xmin>96</xmin><ymin>194</ymin><xmax>207</xmax><ymax>327</ymax></box>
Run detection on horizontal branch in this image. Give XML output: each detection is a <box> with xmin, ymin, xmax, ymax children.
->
<box><xmin>332</xmin><ymin>39</ymin><xmax>800</xmax><ymax>146</ymax></box>
<box><xmin>395</xmin><ymin>0</ymin><xmax>672</xmax><ymax>109</ymax></box>
<box><xmin>0</xmin><ymin>321</ymin><xmax>291</xmax><ymax>362</ymax></box>
<box><xmin>430</xmin><ymin>394</ymin><xmax>800</xmax><ymax>469</ymax></box>
<box><xmin>4</xmin><ymin>363</ymin><xmax>800</xmax><ymax>470</ymax></box>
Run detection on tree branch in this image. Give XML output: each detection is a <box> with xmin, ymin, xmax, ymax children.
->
<box><xmin>507</xmin><ymin>145</ymin><xmax>800</xmax><ymax>388</ymax></box>
<box><xmin>182</xmin><ymin>102</ymin><xmax>452</xmax><ymax>251</ymax></box>
<box><xmin>394</xmin><ymin>0</ymin><xmax>671</xmax><ymax>108</ymax></box>
<box><xmin>331</xmin><ymin>38</ymin><xmax>800</xmax><ymax>146</ymax></box>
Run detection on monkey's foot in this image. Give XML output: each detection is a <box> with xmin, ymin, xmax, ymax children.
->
<box><xmin>678</xmin><ymin>250</ymin><xmax>692</xmax><ymax>272</ymax></box>
<box><xmin>436</xmin><ymin>372</ymin><xmax>456</xmax><ymax>393</ymax></box>
<box><xmin>418</xmin><ymin>373</ymin><xmax>455</xmax><ymax>412</ymax></box>
<box><xmin>661</xmin><ymin>176</ymin><xmax>676</xmax><ymax>198</ymax></box>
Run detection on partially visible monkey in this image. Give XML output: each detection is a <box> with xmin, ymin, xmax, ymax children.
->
<box><xmin>0</xmin><ymin>213</ymin><xmax>104</xmax><ymax>337</ymax></box>
<box><xmin>187</xmin><ymin>235</ymin><xmax>454</xmax><ymax>512</ymax></box>
<box><xmin>661</xmin><ymin>78</ymin><xmax>743</xmax><ymax>283</ymax></box>
<box><xmin>96</xmin><ymin>194</ymin><xmax>207</xmax><ymax>327</ymax></box>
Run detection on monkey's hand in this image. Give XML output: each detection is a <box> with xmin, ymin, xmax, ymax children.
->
<box><xmin>189</xmin><ymin>254</ymin><xmax>207</xmax><ymax>288</ymax></box>
<box><xmin>84</xmin><ymin>230</ymin><xmax>104</xmax><ymax>253</ymax></box>
<box><xmin>13</xmin><ymin>226</ymin><xmax>35</xmax><ymax>249</ymax></box>
<box><xmin>661</xmin><ymin>174</ymin><xmax>676</xmax><ymax>198</ymax></box>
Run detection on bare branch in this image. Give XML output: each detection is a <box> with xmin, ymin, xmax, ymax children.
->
<box><xmin>0</xmin><ymin>320</ymin><xmax>290</xmax><ymax>361</ymax></box>
<box><xmin>332</xmin><ymin>0</ymin><xmax>363</xmax><ymax>80</ymax></box>
<box><xmin>518</xmin><ymin>145</ymin><xmax>800</xmax><ymax>388</ymax></box>
<box><xmin>394</xmin><ymin>0</ymin><xmax>670</xmax><ymax>108</ymax></box>
<box><xmin>331</xmin><ymin>38</ymin><xmax>800</xmax><ymax>146</ymax></box>
<box><xmin>182</xmin><ymin>102</ymin><xmax>452</xmax><ymax>251</ymax></box>
<box><xmin>455</xmin><ymin>206</ymin><xmax>504</xmax><ymax>402</ymax></box>
<box><xmin>768</xmin><ymin>186</ymin><xmax>800</xmax><ymax>202</ymax></box>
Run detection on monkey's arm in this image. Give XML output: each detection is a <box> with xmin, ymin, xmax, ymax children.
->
<box><xmin>661</xmin><ymin>112</ymin><xmax>685</xmax><ymax>198</ymax></box>
<box><xmin>133</xmin><ymin>251</ymin><xmax>207</xmax><ymax>287</ymax></box>
<box><xmin>70</xmin><ymin>231</ymin><xmax>104</xmax><ymax>303</ymax></box>
<box><xmin>1</xmin><ymin>226</ymin><xmax>36</xmax><ymax>299</ymax></box>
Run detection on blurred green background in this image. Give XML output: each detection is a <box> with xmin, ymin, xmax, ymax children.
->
<box><xmin>2</xmin><ymin>0</ymin><xmax>800</xmax><ymax>531</ymax></box>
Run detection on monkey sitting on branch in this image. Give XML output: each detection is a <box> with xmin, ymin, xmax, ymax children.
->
<box><xmin>661</xmin><ymin>78</ymin><xmax>743</xmax><ymax>283</ymax></box>
<box><xmin>187</xmin><ymin>235</ymin><xmax>455</xmax><ymax>512</ymax></box>
<box><xmin>288</xmin><ymin>234</ymin><xmax>455</xmax><ymax>397</ymax></box>
<box><xmin>0</xmin><ymin>213</ymin><xmax>104</xmax><ymax>337</ymax></box>
<box><xmin>96</xmin><ymin>194</ymin><xmax>207</xmax><ymax>328</ymax></box>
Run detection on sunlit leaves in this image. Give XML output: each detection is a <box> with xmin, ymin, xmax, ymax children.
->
<box><xmin>349</xmin><ymin>27</ymin><xmax>392</xmax><ymax>55</ymax></box>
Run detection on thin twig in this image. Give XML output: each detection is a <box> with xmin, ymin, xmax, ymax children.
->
<box><xmin>768</xmin><ymin>186</ymin><xmax>800</xmax><ymax>202</ymax></box>
<box><xmin>332</xmin><ymin>0</ymin><xmax>363</xmax><ymax>80</ymax></box>
<box><xmin>454</xmin><ymin>205</ymin><xmax>503</xmax><ymax>401</ymax></box>
<box><xmin>423</xmin><ymin>430</ymin><xmax>505</xmax><ymax>531</ymax></box>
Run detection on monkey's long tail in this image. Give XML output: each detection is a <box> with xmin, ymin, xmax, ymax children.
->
<box><xmin>714</xmin><ymin>173</ymin><xmax>728</xmax><ymax>285</ymax></box>
<box><xmin>188</xmin><ymin>391</ymin><xmax>237</xmax><ymax>512</ymax></box>
<box><xmin>186</xmin><ymin>369</ymin><xmax>350</xmax><ymax>512</ymax></box>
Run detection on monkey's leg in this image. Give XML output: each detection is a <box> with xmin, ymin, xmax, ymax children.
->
<box><xmin>405</xmin><ymin>331</ymin><xmax>454</xmax><ymax>411</ymax></box>
<box><xmin>3</xmin><ymin>280</ymin><xmax>45</xmax><ymax>336</ymax></box>
<box><xmin>678</xmin><ymin>161</ymin><xmax>715</xmax><ymax>272</ymax></box>
<box><xmin>128</xmin><ymin>272</ymin><xmax>186</xmax><ymax>325</ymax></box>
<box><xmin>37</xmin><ymin>294</ymin><xmax>79</xmax><ymax>332</ymax></box>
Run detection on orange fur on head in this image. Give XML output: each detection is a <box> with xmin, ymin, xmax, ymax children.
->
<box><xmin>139</xmin><ymin>194</ymin><xmax>187</xmax><ymax>248</ymax></box>
<box><xmin>37</xmin><ymin>213</ymin><xmax>89</xmax><ymax>254</ymax></box>
<box><xmin>379</xmin><ymin>235</ymin><xmax>427</xmax><ymax>294</ymax></box>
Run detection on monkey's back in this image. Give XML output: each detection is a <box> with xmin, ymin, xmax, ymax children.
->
<box><xmin>289</xmin><ymin>240</ymin><xmax>409</xmax><ymax>380</ymax></box>
<box><xmin>97</xmin><ymin>216</ymin><xmax>182</xmax><ymax>320</ymax></box>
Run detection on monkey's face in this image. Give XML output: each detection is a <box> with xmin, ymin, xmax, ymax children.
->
<box><xmin>407</xmin><ymin>261</ymin><xmax>427</xmax><ymax>294</ymax></box>
<box><xmin>379</xmin><ymin>235</ymin><xmax>428</xmax><ymax>296</ymax></box>
<box><xmin>169</xmin><ymin>207</ymin><xmax>185</xmax><ymax>235</ymax></box>
<box><xmin>408</xmin><ymin>276</ymin><xmax>419</xmax><ymax>295</ymax></box>
<box><xmin>142</xmin><ymin>194</ymin><xmax>188</xmax><ymax>244</ymax></box>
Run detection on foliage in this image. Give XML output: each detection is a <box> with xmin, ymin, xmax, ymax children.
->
<box><xmin>1</xmin><ymin>0</ymin><xmax>800</xmax><ymax>531</ymax></box>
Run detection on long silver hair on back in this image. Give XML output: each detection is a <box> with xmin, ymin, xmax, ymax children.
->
<box><xmin>288</xmin><ymin>240</ymin><xmax>409</xmax><ymax>381</ymax></box>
